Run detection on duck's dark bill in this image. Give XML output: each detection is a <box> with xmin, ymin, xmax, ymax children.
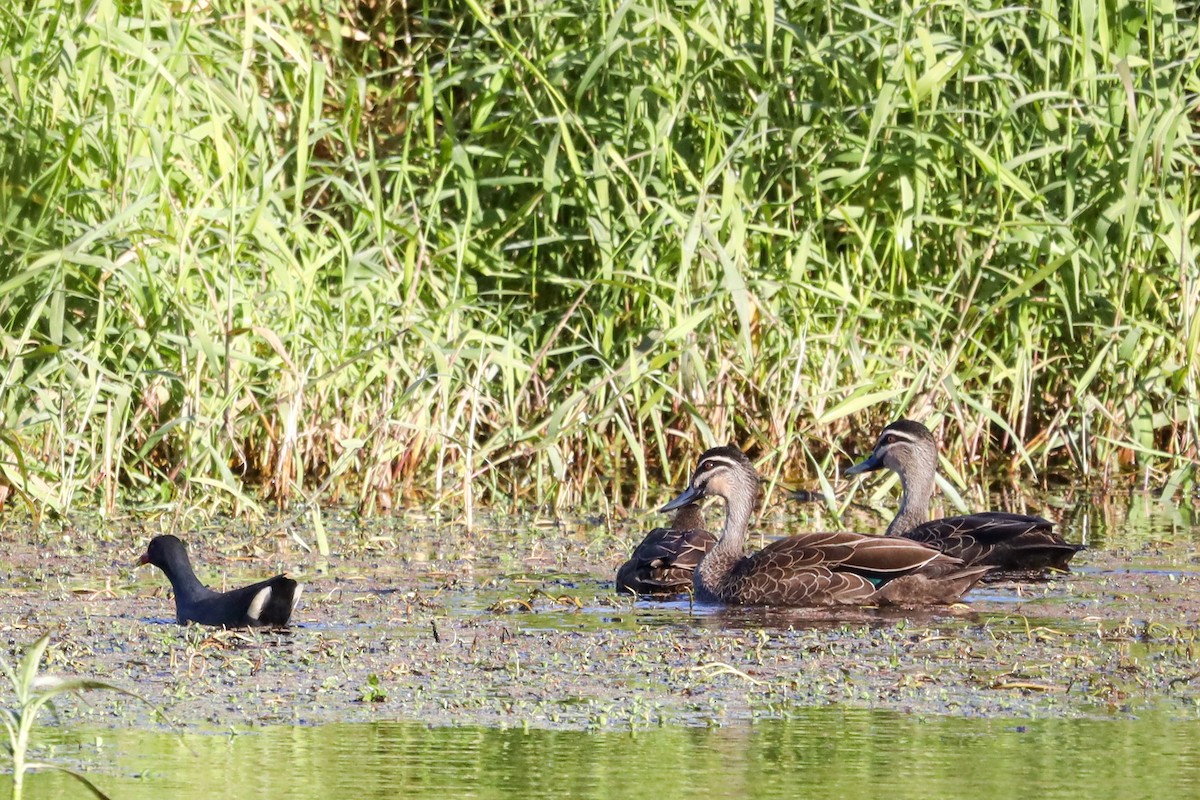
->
<box><xmin>660</xmin><ymin>484</ymin><xmax>704</xmax><ymax>513</ymax></box>
<box><xmin>845</xmin><ymin>453</ymin><xmax>884</xmax><ymax>476</ymax></box>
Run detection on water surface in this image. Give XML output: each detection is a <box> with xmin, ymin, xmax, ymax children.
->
<box><xmin>15</xmin><ymin>709</ymin><xmax>1200</xmax><ymax>799</ymax></box>
<box><xmin>3</xmin><ymin>492</ymin><xmax>1200</xmax><ymax>797</ymax></box>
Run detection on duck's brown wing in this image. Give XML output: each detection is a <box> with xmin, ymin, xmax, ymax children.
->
<box><xmin>760</xmin><ymin>531</ymin><xmax>950</xmax><ymax>574</ymax></box>
<box><xmin>904</xmin><ymin>512</ymin><xmax>1084</xmax><ymax>570</ymax></box>
<box><xmin>615</xmin><ymin>528</ymin><xmax>715</xmax><ymax>595</ymax></box>
<box><xmin>724</xmin><ymin>532</ymin><xmax>962</xmax><ymax>606</ymax></box>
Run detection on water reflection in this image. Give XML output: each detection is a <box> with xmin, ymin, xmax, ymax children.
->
<box><xmin>18</xmin><ymin>709</ymin><xmax>1200</xmax><ymax>800</ymax></box>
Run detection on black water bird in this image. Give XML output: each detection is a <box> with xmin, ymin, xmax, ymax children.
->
<box><xmin>137</xmin><ymin>534</ymin><xmax>302</xmax><ymax>627</ymax></box>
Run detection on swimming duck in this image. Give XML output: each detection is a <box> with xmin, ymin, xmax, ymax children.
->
<box><xmin>615</xmin><ymin>501</ymin><xmax>715</xmax><ymax>596</ymax></box>
<box><xmin>137</xmin><ymin>534</ymin><xmax>302</xmax><ymax>627</ymax></box>
<box><xmin>662</xmin><ymin>446</ymin><xmax>990</xmax><ymax>606</ymax></box>
<box><xmin>846</xmin><ymin>419</ymin><xmax>1084</xmax><ymax>571</ymax></box>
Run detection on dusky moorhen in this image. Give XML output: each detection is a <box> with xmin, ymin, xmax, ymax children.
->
<box><xmin>137</xmin><ymin>534</ymin><xmax>301</xmax><ymax>627</ymax></box>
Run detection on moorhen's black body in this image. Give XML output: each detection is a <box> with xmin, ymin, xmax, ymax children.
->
<box><xmin>137</xmin><ymin>534</ymin><xmax>302</xmax><ymax>627</ymax></box>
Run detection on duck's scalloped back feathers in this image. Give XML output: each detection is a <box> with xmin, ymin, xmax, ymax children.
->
<box><xmin>710</xmin><ymin>531</ymin><xmax>988</xmax><ymax>606</ymax></box>
<box><xmin>615</xmin><ymin>527</ymin><xmax>715</xmax><ymax>595</ymax></box>
<box><xmin>616</xmin><ymin>501</ymin><xmax>715</xmax><ymax>596</ymax></box>
<box><xmin>904</xmin><ymin>512</ymin><xmax>1086</xmax><ymax>571</ymax></box>
<box><xmin>753</xmin><ymin>531</ymin><xmax>947</xmax><ymax>575</ymax></box>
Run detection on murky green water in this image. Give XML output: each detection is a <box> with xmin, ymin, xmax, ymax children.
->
<box><xmin>11</xmin><ymin>709</ymin><xmax>1200</xmax><ymax>799</ymax></box>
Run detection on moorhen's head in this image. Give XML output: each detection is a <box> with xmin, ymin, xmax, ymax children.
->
<box><xmin>137</xmin><ymin>534</ymin><xmax>189</xmax><ymax>571</ymax></box>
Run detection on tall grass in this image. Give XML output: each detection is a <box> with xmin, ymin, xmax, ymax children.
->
<box><xmin>0</xmin><ymin>0</ymin><xmax>1196</xmax><ymax>521</ymax></box>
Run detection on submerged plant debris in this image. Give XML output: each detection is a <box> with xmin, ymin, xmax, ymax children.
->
<box><xmin>2</xmin><ymin>498</ymin><xmax>1200</xmax><ymax>735</ymax></box>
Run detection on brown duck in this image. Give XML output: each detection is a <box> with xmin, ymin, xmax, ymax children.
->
<box><xmin>662</xmin><ymin>446</ymin><xmax>990</xmax><ymax>606</ymax></box>
<box><xmin>615</xmin><ymin>501</ymin><xmax>715</xmax><ymax>596</ymax></box>
<box><xmin>846</xmin><ymin>419</ymin><xmax>1084</xmax><ymax>571</ymax></box>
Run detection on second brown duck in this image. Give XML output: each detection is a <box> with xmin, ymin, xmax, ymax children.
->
<box><xmin>615</xmin><ymin>500</ymin><xmax>715</xmax><ymax>596</ymax></box>
<box><xmin>846</xmin><ymin>419</ymin><xmax>1084</xmax><ymax>571</ymax></box>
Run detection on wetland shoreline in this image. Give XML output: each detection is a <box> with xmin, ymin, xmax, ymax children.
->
<box><xmin>4</xmin><ymin>503</ymin><xmax>1200</xmax><ymax>736</ymax></box>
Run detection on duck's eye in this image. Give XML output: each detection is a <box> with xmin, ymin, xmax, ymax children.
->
<box><xmin>699</xmin><ymin>460</ymin><xmax>716</xmax><ymax>472</ymax></box>
<box><xmin>881</xmin><ymin>434</ymin><xmax>897</xmax><ymax>446</ymax></box>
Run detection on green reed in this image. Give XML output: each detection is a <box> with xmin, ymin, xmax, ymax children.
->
<box><xmin>2</xmin><ymin>633</ymin><xmax>159</xmax><ymax>799</ymax></box>
<box><xmin>0</xmin><ymin>0</ymin><xmax>1196</xmax><ymax>520</ymax></box>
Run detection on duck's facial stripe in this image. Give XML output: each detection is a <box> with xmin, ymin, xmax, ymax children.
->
<box><xmin>697</xmin><ymin>455</ymin><xmax>742</xmax><ymax>474</ymax></box>
<box><xmin>878</xmin><ymin>429</ymin><xmax>922</xmax><ymax>449</ymax></box>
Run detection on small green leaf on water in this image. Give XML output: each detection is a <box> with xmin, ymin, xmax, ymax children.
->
<box><xmin>360</xmin><ymin>674</ymin><xmax>388</xmax><ymax>703</ymax></box>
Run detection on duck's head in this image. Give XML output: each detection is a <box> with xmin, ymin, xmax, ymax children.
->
<box><xmin>845</xmin><ymin>419</ymin><xmax>938</xmax><ymax>478</ymax></box>
<box><xmin>661</xmin><ymin>446</ymin><xmax>759</xmax><ymax>511</ymax></box>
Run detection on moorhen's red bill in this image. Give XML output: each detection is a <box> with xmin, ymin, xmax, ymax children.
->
<box><xmin>136</xmin><ymin>534</ymin><xmax>302</xmax><ymax>627</ymax></box>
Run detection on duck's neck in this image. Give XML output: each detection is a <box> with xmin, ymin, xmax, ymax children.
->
<box><xmin>671</xmin><ymin>502</ymin><xmax>705</xmax><ymax>532</ymax></box>
<box><xmin>694</xmin><ymin>490</ymin><xmax>755</xmax><ymax>599</ymax></box>
<box><xmin>886</xmin><ymin>467</ymin><xmax>934</xmax><ymax>536</ymax></box>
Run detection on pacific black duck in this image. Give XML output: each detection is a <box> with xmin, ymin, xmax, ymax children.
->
<box><xmin>615</xmin><ymin>501</ymin><xmax>715</xmax><ymax>596</ymax></box>
<box><xmin>662</xmin><ymin>446</ymin><xmax>990</xmax><ymax>606</ymax></box>
<box><xmin>846</xmin><ymin>419</ymin><xmax>1084</xmax><ymax>571</ymax></box>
